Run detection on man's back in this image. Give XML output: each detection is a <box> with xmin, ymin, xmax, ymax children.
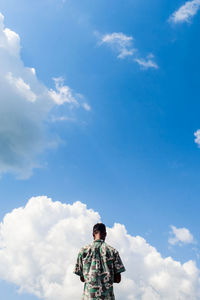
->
<box><xmin>74</xmin><ymin>239</ymin><xmax>125</xmax><ymax>300</ymax></box>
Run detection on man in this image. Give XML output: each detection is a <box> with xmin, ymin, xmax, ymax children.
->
<box><xmin>74</xmin><ymin>223</ymin><xmax>125</xmax><ymax>300</ymax></box>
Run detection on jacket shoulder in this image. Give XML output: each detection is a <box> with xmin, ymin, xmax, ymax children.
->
<box><xmin>79</xmin><ymin>242</ymin><xmax>93</xmax><ymax>254</ymax></box>
<box><xmin>102</xmin><ymin>242</ymin><xmax>118</xmax><ymax>254</ymax></box>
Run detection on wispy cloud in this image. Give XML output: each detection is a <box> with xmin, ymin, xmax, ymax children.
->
<box><xmin>49</xmin><ymin>77</ymin><xmax>79</xmax><ymax>106</ymax></box>
<box><xmin>134</xmin><ymin>54</ymin><xmax>159</xmax><ymax>70</ymax></box>
<box><xmin>100</xmin><ymin>32</ymin><xmax>136</xmax><ymax>59</ymax></box>
<box><xmin>99</xmin><ymin>32</ymin><xmax>158</xmax><ymax>70</ymax></box>
<box><xmin>50</xmin><ymin>115</ymin><xmax>77</xmax><ymax>122</ymax></box>
<box><xmin>194</xmin><ymin>129</ymin><xmax>200</xmax><ymax>146</ymax></box>
<box><xmin>169</xmin><ymin>0</ymin><xmax>200</xmax><ymax>24</ymax></box>
<box><xmin>169</xmin><ymin>225</ymin><xmax>194</xmax><ymax>245</ymax></box>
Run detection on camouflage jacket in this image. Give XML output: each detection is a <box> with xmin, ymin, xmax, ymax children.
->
<box><xmin>74</xmin><ymin>239</ymin><xmax>125</xmax><ymax>300</ymax></box>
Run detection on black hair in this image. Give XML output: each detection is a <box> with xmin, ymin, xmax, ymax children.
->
<box><xmin>93</xmin><ymin>223</ymin><xmax>106</xmax><ymax>234</ymax></box>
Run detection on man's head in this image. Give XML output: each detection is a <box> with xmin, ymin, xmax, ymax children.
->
<box><xmin>93</xmin><ymin>223</ymin><xmax>107</xmax><ymax>241</ymax></box>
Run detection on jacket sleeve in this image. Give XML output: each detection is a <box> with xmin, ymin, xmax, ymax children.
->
<box><xmin>74</xmin><ymin>251</ymin><xmax>83</xmax><ymax>276</ymax></box>
<box><xmin>114</xmin><ymin>251</ymin><xmax>126</xmax><ymax>274</ymax></box>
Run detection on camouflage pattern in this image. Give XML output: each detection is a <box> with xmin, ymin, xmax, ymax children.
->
<box><xmin>74</xmin><ymin>239</ymin><xmax>125</xmax><ymax>300</ymax></box>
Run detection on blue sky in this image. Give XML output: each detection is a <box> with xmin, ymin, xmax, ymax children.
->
<box><xmin>0</xmin><ymin>0</ymin><xmax>200</xmax><ymax>299</ymax></box>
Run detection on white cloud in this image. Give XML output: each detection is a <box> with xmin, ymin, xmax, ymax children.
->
<box><xmin>169</xmin><ymin>225</ymin><xmax>194</xmax><ymax>245</ymax></box>
<box><xmin>49</xmin><ymin>77</ymin><xmax>79</xmax><ymax>106</ymax></box>
<box><xmin>50</xmin><ymin>116</ymin><xmax>76</xmax><ymax>122</ymax></box>
<box><xmin>134</xmin><ymin>54</ymin><xmax>159</xmax><ymax>70</ymax></box>
<box><xmin>100</xmin><ymin>32</ymin><xmax>136</xmax><ymax>59</ymax></box>
<box><xmin>49</xmin><ymin>78</ymin><xmax>90</xmax><ymax>110</ymax></box>
<box><xmin>99</xmin><ymin>32</ymin><xmax>158</xmax><ymax>70</ymax></box>
<box><xmin>169</xmin><ymin>0</ymin><xmax>200</xmax><ymax>24</ymax></box>
<box><xmin>7</xmin><ymin>72</ymin><xmax>37</xmax><ymax>102</ymax></box>
<box><xmin>0</xmin><ymin>196</ymin><xmax>200</xmax><ymax>300</ymax></box>
<box><xmin>194</xmin><ymin>129</ymin><xmax>200</xmax><ymax>146</ymax></box>
<box><xmin>0</xmin><ymin>12</ymin><xmax>90</xmax><ymax>179</ymax></box>
<box><xmin>82</xmin><ymin>102</ymin><xmax>91</xmax><ymax>111</ymax></box>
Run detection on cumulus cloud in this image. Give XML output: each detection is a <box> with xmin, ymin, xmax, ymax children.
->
<box><xmin>99</xmin><ymin>32</ymin><xmax>158</xmax><ymax>70</ymax></box>
<box><xmin>169</xmin><ymin>0</ymin><xmax>200</xmax><ymax>24</ymax></box>
<box><xmin>0</xmin><ymin>196</ymin><xmax>200</xmax><ymax>300</ymax></box>
<box><xmin>169</xmin><ymin>225</ymin><xmax>195</xmax><ymax>245</ymax></box>
<box><xmin>0</xmin><ymin>13</ymin><xmax>90</xmax><ymax>179</ymax></box>
<box><xmin>194</xmin><ymin>129</ymin><xmax>200</xmax><ymax>146</ymax></box>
